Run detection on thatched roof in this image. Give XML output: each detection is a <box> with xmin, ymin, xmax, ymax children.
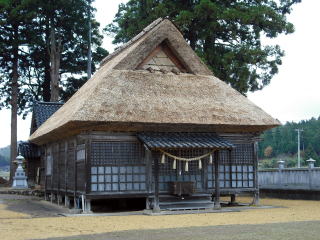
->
<box><xmin>29</xmin><ymin>18</ymin><xmax>280</xmax><ymax>145</ymax></box>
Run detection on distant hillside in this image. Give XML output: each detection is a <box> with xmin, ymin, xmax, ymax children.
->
<box><xmin>0</xmin><ymin>146</ymin><xmax>10</xmax><ymax>167</ymax></box>
<box><xmin>259</xmin><ymin>116</ymin><xmax>320</xmax><ymax>168</ymax></box>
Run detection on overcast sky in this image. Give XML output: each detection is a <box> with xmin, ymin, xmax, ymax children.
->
<box><xmin>0</xmin><ymin>0</ymin><xmax>319</xmax><ymax>148</ymax></box>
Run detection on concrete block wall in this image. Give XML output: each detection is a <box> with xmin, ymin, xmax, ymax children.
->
<box><xmin>259</xmin><ymin>166</ymin><xmax>320</xmax><ymax>190</ymax></box>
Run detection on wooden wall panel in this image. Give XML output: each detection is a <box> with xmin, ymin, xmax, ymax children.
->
<box><xmin>67</xmin><ymin>141</ymin><xmax>75</xmax><ymax>191</ymax></box>
<box><xmin>52</xmin><ymin>144</ymin><xmax>59</xmax><ymax>190</ymax></box>
<box><xmin>76</xmin><ymin>161</ymin><xmax>86</xmax><ymax>192</ymax></box>
<box><xmin>59</xmin><ymin>143</ymin><xmax>66</xmax><ymax>191</ymax></box>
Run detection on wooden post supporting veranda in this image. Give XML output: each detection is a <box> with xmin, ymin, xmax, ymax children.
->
<box><xmin>214</xmin><ymin>150</ymin><xmax>221</xmax><ymax>209</ymax></box>
<box><xmin>252</xmin><ymin>141</ymin><xmax>260</xmax><ymax>205</ymax></box>
<box><xmin>153</xmin><ymin>152</ymin><xmax>160</xmax><ymax>213</ymax></box>
<box><xmin>73</xmin><ymin>139</ymin><xmax>78</xmax><ymax>208</ymax></box>
<box><xmin>44</xmin><ymin>146</ymin><xmax>48</xmax><ymax>200</ymax></box>
<box><xmin>84</xmin><ymin>139</ymin><xmax>92</xmax><ymax>213</ymax></box>
<box><xmin>64</xmin><ymin>141</ymin><xmax>69</xmax><ymax>208</ymax></box>
<box><xmin>228</xmin><ymin>149</ymin><xmax>237</xmax><ymax>205</ymax></box>
<box><xmin>145</xmin><ymin>147</ymin><xmax>152</xmax><ymax>210</ymax></box>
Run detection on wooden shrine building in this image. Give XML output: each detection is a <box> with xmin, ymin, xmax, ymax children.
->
<box><xmin>27</xmin><ymin>18</ymin><xmax>280</xmax><ymax>212</ymax></box>
<box><xmin>19</xmin><ymin>101</ymin><xmax>63</xmax><ymax>187</ymax></box>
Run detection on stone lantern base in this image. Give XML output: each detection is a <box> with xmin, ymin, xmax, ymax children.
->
<box><xmin>12</xmin><ymin>155</ymin><xmax>28</xmax><ymax>189</ymax></box>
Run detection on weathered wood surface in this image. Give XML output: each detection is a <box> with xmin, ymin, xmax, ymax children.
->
<box><xmin>42</xmin><ymin>131</ymin><xmax>259</xmax><ymax>204</ymax></box>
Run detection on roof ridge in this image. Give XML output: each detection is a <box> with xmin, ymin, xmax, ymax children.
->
<box><xmin>100</xmin><ymin>17</ymin><xmax>164</xmax><ymax>67</ymax></box>
<box><xmin>34</xmin><ymin>101</ymin><xmax>64</xmax><ymax>106</ymax></box>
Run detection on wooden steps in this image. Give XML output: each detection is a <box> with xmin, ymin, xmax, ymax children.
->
<box><xmin>157</xmin><ymin>194</ymin><xmax>214</xmax><ymax>211</ymax></box>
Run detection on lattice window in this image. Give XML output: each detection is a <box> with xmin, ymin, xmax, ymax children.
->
<box><xmin>207</xmin><ymin>143</ymin><xmax>255</xmax><ymax>190</ymax></box>
<box><xmin>154</xmin><ymin>149</ymin><xmax>208</xmax><ymax>192</ymax></box>
<box><xmin>90</xmin><ymin>141</ymin><xmax>146</xmax><ymax>192</ymax></box>
<box><xmin>230</xmin><ymin>165</ymin><xmax>254</xmax><ymax>188</ymax></box>
<box><xmin>158</xmin><ymin>153</ymin><xmax>177</xmax><ymax>191</ymax></box>
<box><xmin>90</xmin><ymin>165</ymin><xmax>146</xmax><ymax>192</ymax></box>
<box><xmin>91</xmin><ymin>141</ymin><xmax>144</xmax><ymax>166</ymax></box>
<box><xmin>220</xmin><ymin>144</ymin><xmax>254</xmax><ymax>165</ymax></box>
<box><xmin>207</xmin><ymin>164</ymin><xmax>254</xmax><ymax>189</ymax></box>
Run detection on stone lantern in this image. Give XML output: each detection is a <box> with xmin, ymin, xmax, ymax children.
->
<box><xmin>278</xmin><ymin>160</ymin><xmax>285</xmax><ymax>170</ymax></box>
<box><xmin>12</xmin><ymin>154</ymin><xmax>28</xmax><ymax>189</ymax></box>
<box><xmin>306</xmin><ymin>158</ymin><xmax>316</xmax><ymax>169</ymax></box>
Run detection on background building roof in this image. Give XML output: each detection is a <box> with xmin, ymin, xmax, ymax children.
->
<box><xmin>31</xmin><ymin>101</ymin><xmax>64</xmax><ymax>134</ymax></box>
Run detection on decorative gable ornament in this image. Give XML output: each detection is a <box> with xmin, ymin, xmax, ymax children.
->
<box><xmin>137</xmin><ymin>42</ymin><xmax>188</xmax><ymax>74</ymax></box>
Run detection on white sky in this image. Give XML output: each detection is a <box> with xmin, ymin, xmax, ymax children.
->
<box><xmin>0</xmin><ymin>0</ymin><xmax>319</xmax><ymax>148</ymax></box>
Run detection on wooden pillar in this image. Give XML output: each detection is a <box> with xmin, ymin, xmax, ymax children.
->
<box><xmin>50</xmin><ymin>144</ymin><xmax>54</xmax><ymax>203</ymax></box>
<box><xmin>153</xmin><ymin>151</ymin><xmax>160</xmax><ymax>213</ymax></box>
<box><xmin>85</xmin><ymin>139</ymin><xmax>91</xmax><ymax>194</ymax></box>
<box><xmin>57</xmin><ymin>143</ymin><xmax>61</xmax><ymax>205</ymax></box>
<box><xmin>44</xmin><ymin>145</ymin><xmax>48</xmax><ymax>200</ymax></box>
<box><xmin>230</xmin><ymin>194</ymin><xmax>236</xmax><ymax>205</ymax></box>
<box><xmin>85</xmin><ymin>199</ymin><xmax>92</xmax><ymax>213</ymax></box>
<box><xmin>228</xmin><ymin>149</ymin><xmax>236</xmax><ymax>205</ymax></box>
<box><xmin>145</xmin><ymin>198</ymin><xmax>150</xmax><ymax>210</ymax></box>
<box><xmin>214</xmin><ymin>150</ymin><xmax>221</xmax><ymax>209</ymax></box>
<box><xmin>145</xmin><ymin>147</ymin><xmax>152</xmax><ymax>210</ymax></box>
<box><xmin>252</xmin><ymin>141</ymin><xmax>259</xmax><ymax>205</ymax></box>
<box><xmin>64</xmin><ymin>141</ymin><xmax>68</xmax><ymax>204</ymax></box>
<box><xmin>73</xmin><ymin>139</ymin><xmax>78</xmax><ymax>208</ymax></box>
<box><xmin>65</xmin><ymin>195</ymin><xmax>70</xmax><ymax>208</ymax></box>
<box><xmin>203</xmin><ymin>150</ymin><xmax>208</xmax><ymax>193</ymax></box>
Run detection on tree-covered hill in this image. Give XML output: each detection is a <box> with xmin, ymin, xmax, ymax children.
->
<box><xmin>0</xmin><ymin>146</ymin><xmax>10</xmax><ymax>167</ymax></box>
<box><xmin>259</xmin><ymin>116</ymin><xmax>320</xmax><ymax>167</ymax></box>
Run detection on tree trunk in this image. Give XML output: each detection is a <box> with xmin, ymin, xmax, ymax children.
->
<box><xmin>49</xmin><ymin>26</ymin><xmax>61</xmax><ymax>102</ymax></box>
<box><xmin>42</xmin><ymin>21</ymin><xmax>51</xmax><ymax>101</ymax></box>
<box><xmin>187</xmin><ymin>29</ymin><xmax>196</xmax><ymax>50</ymax></box>
<box><xmin>10</xmin><ymin>29</ymin><xmax>19</xmax><ymax>183</ymax></box>
<box><xmin>87</xmin><ymin>1</ymin><xmax>92</xmax><ymax>79</ymax></box>
<box><xmin>43</xmin><ymin>61</ymin><xmax>51</xmax><ymax>101</ymax></box>
<box><xmin>204</xmin><ymin>35</ymin><xmax>215</xmax><ymax>65</ymax></box>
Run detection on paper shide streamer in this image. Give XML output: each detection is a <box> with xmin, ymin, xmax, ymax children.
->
<box><xmin>159</xmin><ymin>149</ymin><xmax>215</xmax><ymax>171</ymax></box>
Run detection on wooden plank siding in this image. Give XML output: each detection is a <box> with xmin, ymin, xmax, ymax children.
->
<box><xmin>76</xmin><ymin>161</ymin><xmax>86</xmax><ymax>192</ymax></box>
<box><xmin>58</xmin><ymin>142</ymin><xmax>66</xmax><ymax>192</ymax></box>
<box><xmin>40</xmin><ymin>147</ymin><xmax>46</xmax><ymax>187</ymax></box>
<box><xmin>42</xmin><ymin>131</ymin><xmax>259</xmax><ymax>200</ymax></box>
<box><xmin>64</xmin><ymin>141</ymin><xmax>68</xmax><ymax>196</ymax></box>
<box><xmin>66</xmin><ymin>140</ymin><xmax>75</xmax><ymax>192</ymax></box>
<box><xmin>52</xmin><ymin>143</ymin><xmax>59</xmax><ymax>190</ymax></box>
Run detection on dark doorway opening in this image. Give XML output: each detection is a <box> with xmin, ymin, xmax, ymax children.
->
<box><xmin>91</xmin><ymin>197</ymin><xmax>146</xmax><ymax>213</ymax></box>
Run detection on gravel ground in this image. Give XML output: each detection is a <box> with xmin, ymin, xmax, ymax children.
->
<box><xmin>0</xmin><ymin>194</ymin><xmax>70</xmax><ymax>218</ymax></box>
<box><xmin>43</xmin><ymin>221</ymin><xmax>320</xmax><ymax>240</ymax></box>
<box><xmin>1</xmin><ymin>194</ymin><xmax>320</xmax><ymax>240</ymax></box>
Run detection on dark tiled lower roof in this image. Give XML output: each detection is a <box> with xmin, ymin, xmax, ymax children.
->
<box><xmin>33</xmin><ymin>101</ymin><xmax>63</xmax><ymax>128</ymax></box>
<box><xmin>137</xmin><ymin>132</ymin><xmax>234</xmax><ymax>149</ymax></box>
<box><xmin>18</xmin><ymin>141</ymin><xmax>40</xmax><ymax>159</ymax></box>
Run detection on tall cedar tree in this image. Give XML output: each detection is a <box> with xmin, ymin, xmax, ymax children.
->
<box><xmin>26</xmin><ymin>0</ymin><xmax>108</xmax><ymax>104</ymax></box>
<box><xmin>0</xmin><ymin>0</ymin><xmax>108</xmax><ymax>179</ymax></box>
<box><xmin>1</xmin><ymin>0</ymin><xmax>108</xmax><ymax>117</ymax></box>
<box><xmin>105</xmin><ymin>0</ymin><xmax>301</xmax><ymax>94</ymax></box>
<box><xmin>0</xmin><ymin>0</ymin><xmax>35</xmax><ymax>180</ymax></box>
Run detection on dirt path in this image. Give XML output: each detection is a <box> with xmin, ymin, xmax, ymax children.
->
<box><xmin>1</xmin><ymin>195</ymin><xmax>320</xmax><ymax>240</ymax></box>
<box><xmin>43</xmin><ymin>221</ymin><xmax>320</xmax><ymax>240</ymax></box>
<box><xmin>0</xmin><ymin>194</ymin><xmax>70</xmax><ymax>219</ymax></box>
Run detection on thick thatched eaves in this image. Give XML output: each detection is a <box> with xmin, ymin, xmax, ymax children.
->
<box><xmin>29</xmin><ymin>18</ymin><xmax>280</xmax><ymax>145</ymax></box>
